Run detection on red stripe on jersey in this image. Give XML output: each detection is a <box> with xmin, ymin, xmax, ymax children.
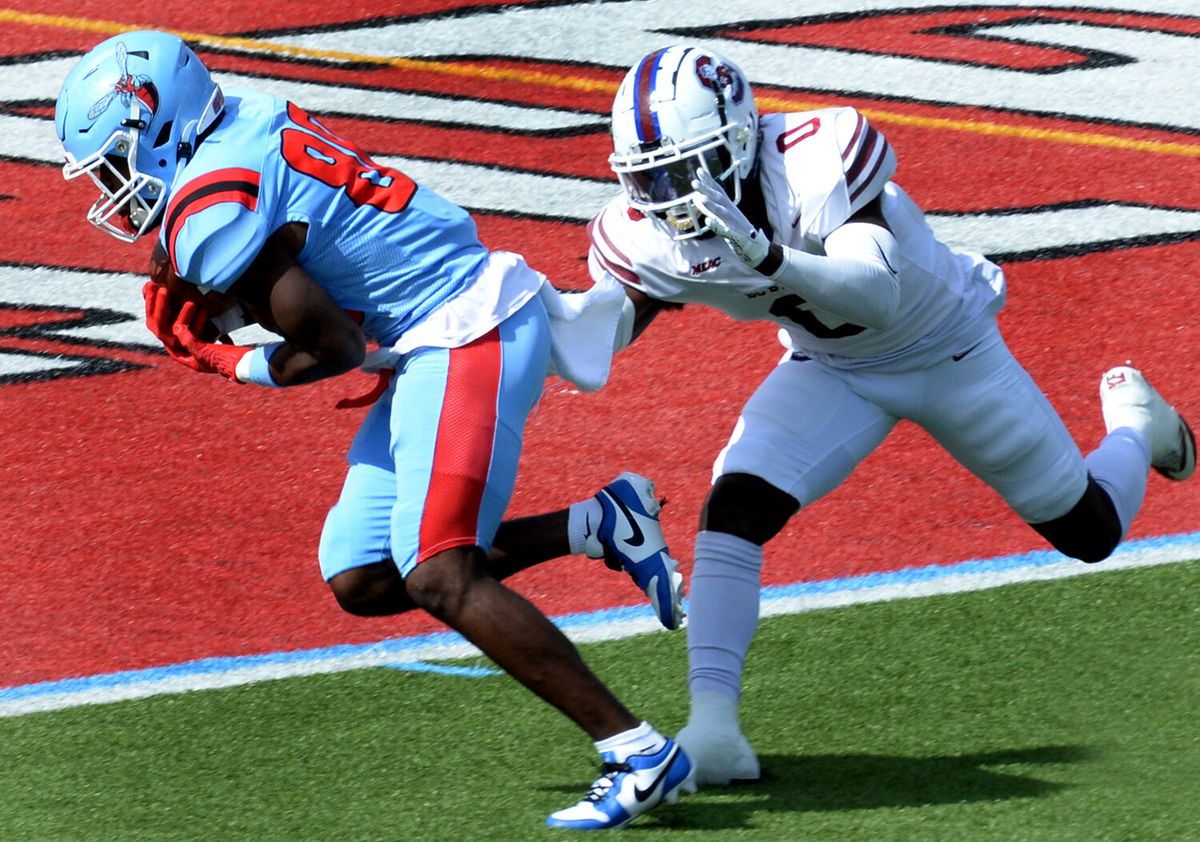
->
<box><xmin>594</xmin><ymin>247</ymin><xmax>641</xmax><ymax>286</ymax></box>
<box><xmin>165</xmin><ymin>168</ymin><xmax>261</xmax><ymax>221</ymax></box>
<box><xmin>416</xmin><ymin>328</ymin><xmax>502</xmax><ymax>563</ymax></box>
<box><xmin>589</xmin><ymin>214</ymin><xmax>636</xmax><ymax>268</ymax></box>
<box><xmin>164</xmin><ymin>168</ymin><xmax>261</xmax><ymax>274</ymax></box>
<box><xmin>841</xmin><ymin>112</ymin><xmax>866</xmax><ymax>162</ymax></box>
<box><xmin>166</xmin><ymin>187</ymin><xmax>260</xmax><ymax>274</ymax></box>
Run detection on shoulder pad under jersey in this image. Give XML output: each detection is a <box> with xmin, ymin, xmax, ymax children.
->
<box><xmin>163</xmin><ymin>167</ymin><xmax>270</xmax><ymax>292</ymax></box>
<box><xmin>834</xmin><ymin>107</ymin><xmax>896</xmax><ymax>215</ymax></box>
<box><xmin>764</xmin><ymin>108</ymin><xmax>897</xmax><ymax>240</ymax></box>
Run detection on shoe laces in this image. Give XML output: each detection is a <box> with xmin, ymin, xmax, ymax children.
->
<box><xmin>582</xmin><ymin>762</ymin><xmax>632</xmax><ymax>802</ymax></box>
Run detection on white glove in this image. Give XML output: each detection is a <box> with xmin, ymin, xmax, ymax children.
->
<box><xmin>691</xmin><ymin>169</ymin><xmax>769</xmax><ymax>267</ymax></box>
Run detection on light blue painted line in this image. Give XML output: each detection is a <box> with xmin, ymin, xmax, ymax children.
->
<box><xmin>3</xmin><ymin>530</ymin><xmax>1198</xmax><ymax>711</ymax></box>
<box><xmin>382</xmin><ymin>661</ymin><xmax>500</xmax><ymax>678</ymax></box>
<box><xmin>0</xmin><ymin>629</ymin><xmax>471</xmax><ymax>702</ymax></box>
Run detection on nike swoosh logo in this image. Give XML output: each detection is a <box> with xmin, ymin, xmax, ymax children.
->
<box><xmin>583</xmin><ymin>512</ymin><xmax>594</xmax><ymax>540</ymax></box>
<box><xmin>608</xmin><ymin>491</ymin><xmax>646</xmax><ymax>548</ymax></box>
<box><xmin>952</xmin><ymin>342</ymin><xmax>982</xmax><ymax>362</ymax></box>
<box><xmin>632</xmin><ymin>745</ymin><xmax>678</xmax><ymax>803</ymax></box>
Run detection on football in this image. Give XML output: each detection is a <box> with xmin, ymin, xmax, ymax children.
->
<box><xmin>148</xmin><ymin>242</ymin><xmax>239</xmax><ymax>340</ymax></box>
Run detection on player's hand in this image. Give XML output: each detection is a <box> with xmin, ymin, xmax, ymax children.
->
<box><xmin>691</xmin><ymin>169</ymin><xmax>769</xmax><ymax>267</ymax></box>
<box><xmin>172</xmin><ymin>300</ymin><xmax>253</xmax><ymax>382</ymax></box>
<box><xmin>143</xmin><ymin>281</ymin><xmax>208</xmax><ymax>370</ymax></box>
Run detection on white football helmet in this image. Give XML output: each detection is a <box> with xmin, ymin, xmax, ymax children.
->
<box><xmin>55</xmin><ymin>31</ymin><xmax>224</xmax><ymax>242</ymax></box>
<box><xmin>610</xmin><ymin>45</ymin><xmax>759</xmax><ymax>240</ymax></box>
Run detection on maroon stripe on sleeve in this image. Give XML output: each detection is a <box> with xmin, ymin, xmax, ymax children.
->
<box><xmin>845</xmin><ymin>125</ymin><xmax>880</xmax><ymax>186</ymax></box>
<box><xmin>841</xmin><ymin>112</ymin><xmax>866</xmax><ymax>162</ymax></box>
<box><xmin>849</xmin><ymin>138</ymin><xmax>892</xmax><ymax>204</ymax></box>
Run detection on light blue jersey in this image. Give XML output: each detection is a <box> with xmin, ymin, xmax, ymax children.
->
<box><xmin>155</xmin><ymin>89</ymin><xmax>568</xmax><ymax>579</ymax></box>
<box><xmin>160</xmin><ymin>89</ymin><xmax>488</xmax><ymax>347</ymax></box>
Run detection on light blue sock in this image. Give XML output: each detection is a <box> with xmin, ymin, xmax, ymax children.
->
<box><xmin>1086</xmin><ymin>427</ymin><xmax>1151</xmax><ymax>539</ymax></box>
<box><xmin>687</xmin><ymin>530</ymin><xmax>763</xmax><ymax>700</ymax></box>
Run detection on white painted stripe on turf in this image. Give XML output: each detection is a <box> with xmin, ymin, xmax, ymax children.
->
<box><xmin>2</xmin><ymin>532</ymin><xmax>1197</xmax><ymax>718</ymax></box>
<box><xmin>758</xmin><ymin>534</ymin><xmax>1200</xmax><ymax>619</ymax></box>
<box><xmin>382</xmin><ymin>661</ymin><xmax>502</xmax><ymax>678</ymax></box>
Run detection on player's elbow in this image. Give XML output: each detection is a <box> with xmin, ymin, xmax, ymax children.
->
<box><xmin>862</xmin><ymin>285</ymin><xmax>900</xmax><ymax>330</ymax></box>
<box><xmin>325</xmin><ymin>330</ymin><xmax>366</xmax><ymax>376</ymax></box>
<box><xmin>848</xmin><ymin>270</ymin><xmax>900</xmax><ymax>330</ymax></box>
<box><xmin>300</xmin><ymin>326</ymin><xmax>365</xmax><ymax>382</ymax></box>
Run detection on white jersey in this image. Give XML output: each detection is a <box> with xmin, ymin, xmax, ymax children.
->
<box><xmin>588</xmin><ymin>107</ymin><xmax>1007</xmax><ymax>370</ymax></box>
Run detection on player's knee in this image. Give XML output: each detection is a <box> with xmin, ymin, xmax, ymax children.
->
<box><xmin>327</xmin><ymin>567</ymin><xmax>375</xmax><ymax>615</ymax></box>
<box><xmin>701</xmin><ymin>473</ymin><xmax>799</xmax><ymax>546</ymax></box>
<box><xmin>1053</xmin><ymin>528</ymin><xmax>1120</xmax><ymax>564</ymax></box>
<box><xmin>1029</xmin><ymin>476</ymin><xmax>1123</xmax><ymax>564</ymax></box>
<box><xmin>327</xmin><ymin>562</ymin><xmax>403</xmax><ymax>616</ymax></box>
<box><xmin>318</xmin><ymin>501</ymin><xmax>377</xmax><ymax>591</ymax></box>
<box><xmin>404</xmin><ymin>546</ymin><xmax>488</xmax><ymax>620</ymax></box>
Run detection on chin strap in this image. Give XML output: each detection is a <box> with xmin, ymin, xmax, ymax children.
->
<box><xmin>177</xmin><ymin>86</ymin><xmax>225</xmax><ymax>165</ymax></box>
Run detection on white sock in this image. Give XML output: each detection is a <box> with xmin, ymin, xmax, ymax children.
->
<box><xmin>594</xmin><ymin>720</ymin><xmax>665</xmax><ymax>761</ymax></box>
<box><xmin>1086</xmin><ymin>427</ymin><xmax>1151</xmax><ymax>538</ymax></box>
<box><xmin>686</xmin><ymin>530</ymin><xmax>763</xmax><ymax>699</ymax></box>
<box><xmin>567</xmin><ymin>497</ymin><xmax>604</xmax><ymax>558</ymax></box>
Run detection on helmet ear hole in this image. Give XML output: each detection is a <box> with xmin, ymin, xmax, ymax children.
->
<box><xmin>153</xmin><ymin>119</ymin><xmax>174</xmax><ymax>148</ymax></box>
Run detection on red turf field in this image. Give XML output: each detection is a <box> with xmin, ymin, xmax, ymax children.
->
<box><xmin>2</xmin><ymin>2</ymin><xmax>1198</xmax><ymax>686</ymax></box>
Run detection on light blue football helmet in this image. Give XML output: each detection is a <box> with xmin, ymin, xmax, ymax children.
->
<box><xmin>55</xmin><ymin>31</ymin><xmax>224</xmax><ymax>242</ymax></box>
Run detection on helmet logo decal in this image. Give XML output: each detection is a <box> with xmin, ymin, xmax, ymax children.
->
<box><xmin>86</xmin><ymin>42</ymin><xmax>159</xmax><ymax>121</ymax></box>
<box><xmin>694</xmin><ymin>56</ymin><xmax>744</xmax><ymax>105</ymax></box>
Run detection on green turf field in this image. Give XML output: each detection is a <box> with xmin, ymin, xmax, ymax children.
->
<box><xmin>3</xmin><ymin>561</ymin><xmax>1197</xmax><ymax>841</ymax></box>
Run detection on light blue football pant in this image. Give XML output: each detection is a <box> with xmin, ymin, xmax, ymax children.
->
<box><xmin>318</xmin><ymin>296</ymin><xmax>550</xmax><ymax>580</ymax></box>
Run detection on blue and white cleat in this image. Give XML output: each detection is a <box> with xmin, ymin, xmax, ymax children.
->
<box><xmin>546</xmin><ymin>739</ymin><xmax>696</xmax><ymax>830</ymax></box>
<box><xmin>594</xmin><ymin>472</ymin><xmax>685</xmax><ymax>630</ymax></box>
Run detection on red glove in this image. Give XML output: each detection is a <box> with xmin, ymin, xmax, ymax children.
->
<box><xmin>172</xmin><ymin>301</ymin><xmax>253</xmax><ymax>382</ymax></box>
<box><xmin>143</xmin><ymin>281</ymin><xmax>207</xmax><ymax>370</ymax></box>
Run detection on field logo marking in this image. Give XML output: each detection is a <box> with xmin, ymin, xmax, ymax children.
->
<box><xmin>4</xmin><ymin>7</ymin><xmax>1200</xmax><ymax>154</ymax></box>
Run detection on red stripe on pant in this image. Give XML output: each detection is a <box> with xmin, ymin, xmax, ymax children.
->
<box><xmin>417</xmin><ymin>327</ymin><xmax>502</xmax><ymax>563</ymax></box>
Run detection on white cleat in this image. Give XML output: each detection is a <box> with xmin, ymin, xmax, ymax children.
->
<box><xmin>676</xmin><ymin>721</ymin><xmax>762</xmax><ymax>787</ymax></box>
<box><xmin>1100</xmin><ymin>363</ymin><xmax>1196</xmax><ymax>481</ymax></box>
